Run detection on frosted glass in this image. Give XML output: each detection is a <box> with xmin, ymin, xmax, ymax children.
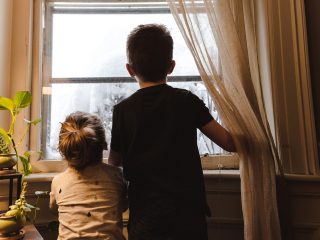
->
<box><xmin>52</xmin><ymin>13</ymin><xmax>200</xmax><ymax>78</ymax></box>
<box><xmin>44</xmin><ymin>82</ymin><xmax>222</xmax><ymax>159</ymax></box>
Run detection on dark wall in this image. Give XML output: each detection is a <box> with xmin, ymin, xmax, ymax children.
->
<box><xmin>305</xmin><ymin>0</ymin><xmax>320</xmax><ymax>162</ymax></box>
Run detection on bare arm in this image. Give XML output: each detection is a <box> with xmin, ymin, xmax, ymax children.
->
<box><xmin>49</xmin><ymin>192</ymin><xmax>58</xmax><ymax>214</ymax></box>
<box><xmin>108</xmin><ymin>149</ymin><xmax>123</xmax><ymax>167</ymax></box>
<box><xmin>49</xmin><ymin>181</ymin><xmax>58</xmax><ymax>214</ymax></box>
<box><xmin>200</xmin><ymin>119</ymin><xmax>236</xmax><ymax>152</ymax></box>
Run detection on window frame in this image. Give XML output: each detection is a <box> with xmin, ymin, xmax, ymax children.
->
<box><xmin>30</xmin><ymin>0</ymin><xmax>238</xmax><ymax>173</ymax></box>
<box><xmin>7</xmin><ymin>0</ymin><xmax>314</xmax><ymax>175</ymax></box>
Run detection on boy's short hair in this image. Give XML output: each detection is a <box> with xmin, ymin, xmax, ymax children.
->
<box><xmin>58</xmin><ymin>111</ymin><xmax>106</xmax><ymax>170</ymax></box>
<box><xmin>127</xmin><ymin>24</ymin><xmax>173</xmax><ymax>82</ymax></box>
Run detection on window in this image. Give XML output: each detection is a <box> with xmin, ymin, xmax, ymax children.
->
<box><xmin>41</xmin><ymin>0</ymin><xmax>225</xmax><ymax>161</ymax></box>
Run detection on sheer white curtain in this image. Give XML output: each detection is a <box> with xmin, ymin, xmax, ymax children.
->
<box><xmin>167</xmin><ymin>0</ymin><xmax>282</xmax><ymax>239</ymax></box>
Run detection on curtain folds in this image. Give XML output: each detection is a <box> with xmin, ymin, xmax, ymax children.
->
<box><xmin>167</xmin><ymin>0</ymin><xmax>282</xmax><ymax>239</ymax></box>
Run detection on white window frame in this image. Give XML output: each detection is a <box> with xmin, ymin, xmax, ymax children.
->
<box><xmin>28</xmin><ymin>0</ymin><xmax>238</xmax><ymax>173</ymax></box>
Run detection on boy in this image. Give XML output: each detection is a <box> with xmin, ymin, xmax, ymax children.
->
<box><xmin>109</xmin><ymin>24</ymin><xmax>236</xmax><ymax>240</ymax></box>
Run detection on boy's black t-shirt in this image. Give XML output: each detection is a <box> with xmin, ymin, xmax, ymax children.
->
<box><xmin>111</xmin><ymin>84</ymin><xmax>213</xmax><ymax>213</ymax></box>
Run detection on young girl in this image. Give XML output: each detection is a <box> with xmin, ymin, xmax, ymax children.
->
<box><xmin>50</xmin><ymin>111</ymin><xmax>127</xmax><ymax>240</ymax></box>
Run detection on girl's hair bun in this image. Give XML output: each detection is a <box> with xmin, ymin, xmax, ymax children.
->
<box><xmin>58</xmin><ymin>111</ymin><xmax>106</xmax><ymax>170</ymax></box>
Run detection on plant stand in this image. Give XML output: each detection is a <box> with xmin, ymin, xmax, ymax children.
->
<box><xmin>0</xmin><ymin>173</ymin><xmax>22</xmax><ymax>209</ymax></box>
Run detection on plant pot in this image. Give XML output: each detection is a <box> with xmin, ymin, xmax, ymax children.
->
<box><xmin>0</xmin><ymin>154</ymin><xmax>17</xmax><ymax>170</ymax></box>
<box><xmin>0</xmin><ymin>214</ymin><xmax>25</xmax><ymax>235</ymax></box>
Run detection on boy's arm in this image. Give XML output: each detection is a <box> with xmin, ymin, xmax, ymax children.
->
<box><xmin>186</xmin><ymin>92</ymin><xmax>236</xmax><ymax>152</ymax></box>
<box><xmin>200</xmin><ymin>119</ymin><xmax>236</xmax><ymax>152</ymax></box>
<box><xmin>108</xmin><ymin>149</ymin><xmax>123</xmax><ymax>167</ymax></box>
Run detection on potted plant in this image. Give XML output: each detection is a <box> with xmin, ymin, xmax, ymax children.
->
<box><xmin>0</xmin><ymin>135</ymin><xmax>16</xmax><ymax>172</ymax></box>
<box><xmin>0</xmin><ymin>91</ymin><xmax>41</xmax><ymax>237</ymax></box>
<box><xmin>0</xmin><ymin>91</ymin><xmax>41</xmax><ymax>175</ymax></box>
<box><xmin>0</xmin><ymin>182</ymin><xmax>38</xmax><ymax>237</ymax></box>
<box><xmin>0</xmin><ymin>184</ymin><xmax>48</xmax><ymax>238</ymax></box>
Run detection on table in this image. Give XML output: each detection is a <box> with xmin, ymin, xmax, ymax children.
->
<box><xmin>0</xmin><ymin>173</ymin><xmax>22</xmax><ymax>208</ymax></box>
<box><xmin>22</xmin><ymin>224</ymin><xmax>43</xmax><ymax>240</ymax></box>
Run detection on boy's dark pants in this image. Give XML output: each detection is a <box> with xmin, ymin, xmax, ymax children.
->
<box><xmin>128</xmin><ymin>198</ymin><xmax>208</xmax><ymax>240</ymax></box>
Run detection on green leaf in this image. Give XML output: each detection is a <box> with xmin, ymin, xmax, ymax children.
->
<box><xmin>13</xmin><ymin>91</ymin><xmax>31</xmax><ymax>109</ymax></box>
<box><xmin>14</xmin><ymin>199</ymin><xmax>22</xmax><ymax>205</ymax></box>
<box><xmin>24</xmin><ymin>203</ymin><xmax>37</xmax><ymax>209</ymax></box>
<box><xmin>22</xmin><ymin>206</ymin><xmax>32</xmax><ymax>212</ymax></box>
<box><xmin>0</xmin><ymin>128</ymin><xmax>11</xmax><ymax>145</ymax></box>
<box><xmin>24</xmin><ymin>118</ymin><xmax>41</xmax><ymax>126</ymax></box>
<box><xmin>0</xmin><ymin>97</ymin><xmax>14</xmax><ymax>112</ymax></box>
<box><xmin>15</xmin><ymin>211</ymin><xmax>22</xmax><ymax>219</ymax></box>
<box><xmin>23</xmin><ymin>150</ymin><xmax>42</xmax><ymax>161</ymax></box>
<box><xmin>24</xmin><ymin>151</ymin><xmax>31</xmax><ymax>158</ymax></box>
<box><xmin>19</xmin><ymin>155</ymin><xmax>32</xmax><ymax>176</ymax></box>
<box><xmin>9</xmin><ymin>205</ymin><xmax>19</xmax><ymax>210</ymax></box>
<box><xmin>5</xmin><ymin>209</ymin><xmax>19</xmax><ymax>217</ymax></box>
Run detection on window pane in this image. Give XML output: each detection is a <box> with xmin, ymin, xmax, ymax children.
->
<box><xmin>43</xmin><ymin>82</ymin><xmax>222</xmax><ymax>159</ymax></box>
<box><xmin>42</xmin><ymin>2</ymin><xmax>223</xmax><ymax>160</ymax></box>
<box><xmin>52</xmin><ymin>12</ymin><xmax>199</xmax><ymax>78</ymax></box>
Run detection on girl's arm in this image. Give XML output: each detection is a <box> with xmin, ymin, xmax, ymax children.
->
<box><xmin>49</xmin><ymin>181</ymin><xmax>58</xmax><ymax>214</ymax></box>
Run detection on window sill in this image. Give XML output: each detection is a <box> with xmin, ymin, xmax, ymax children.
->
<box><xmin>32</xmin><ymin>155</ymin><xmax>239</xmax><ymax>173</ymax></box>
<box><xmin>24</xmin><ymin>171</ymin><xmax>320</xmax><ymax>183</ymax></box>
<box><xmin>201</xmin><ymin>154</ymin><xmax>239</xmax><ymax>169</ymax></box>
<box><xmin>203</xmin><ymin>170</ymin><xmax>240</xmax><ymax>178</ymax></box>
<box><xmin>26</xmin><ymin>154</ymin><xmax>320</xmax><ymax>183</ymax></box>
<box><xmin>24</xmin><ymin>172</ymin><xmax>58</xmax><ymax>182</ymax></box>
<box><xmin>24</xmin><ymin>169</ymin><xmax>241</xmax><ymax>183</ymax></box>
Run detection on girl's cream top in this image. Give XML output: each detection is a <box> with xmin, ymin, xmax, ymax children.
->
<box><xmin>50</xmin><ymin>163</ymin><xmax>127</xmax><ymax>240</ymax></box>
